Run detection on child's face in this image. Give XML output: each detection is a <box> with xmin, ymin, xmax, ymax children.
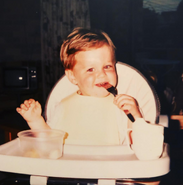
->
<box><xmin>66</xmin><ymin>45</ymin><xmax>117</xmax><ymax>97</ymax></box>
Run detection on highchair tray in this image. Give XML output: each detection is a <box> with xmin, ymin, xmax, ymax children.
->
<box><xmin>0</xmin><ymin>138</ymin><xmax>170</xmax><ymax>179</ymax></box>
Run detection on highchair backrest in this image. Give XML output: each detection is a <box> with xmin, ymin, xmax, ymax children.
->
<box><xmin>45</xmin><ymin>62</ymin><xmax>161</xmax><ymax>125</ymax></box>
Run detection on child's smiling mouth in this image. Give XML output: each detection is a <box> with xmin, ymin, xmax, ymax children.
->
<box><xmin>95</xmin><ymin>82</ymin><xmax>109</xmax><ymax>87</ymax></box>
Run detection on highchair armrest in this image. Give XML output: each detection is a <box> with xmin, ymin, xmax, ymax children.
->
<box><xmin>159</xmin><ymin>115</ymin><xmax>169</xmax><ymax>128</ymax></box>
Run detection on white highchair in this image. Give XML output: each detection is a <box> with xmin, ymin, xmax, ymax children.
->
<box><xmin>43</xmin><ymin>62</ymin><xmax>169</xmax><ymax>184</ymax></box>
<box><xmin>0</xmin><ymin>62</ymin><xmax>169</xmax><ymax>185</ymax></box>
<box><xmin>45</xmin><ymin>62</ymin><xmax>168</xmax><ymax>126</ymax></box>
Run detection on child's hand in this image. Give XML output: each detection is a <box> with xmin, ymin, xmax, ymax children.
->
<box><xmin>113</xmin><ymin>94</ymin><xmax>142</xmax><ymax>120</ymax></box>
<box><xmin>16</xmin><ymin>99</ymin><xmax>42</xmax><ymax>123</ymax></box>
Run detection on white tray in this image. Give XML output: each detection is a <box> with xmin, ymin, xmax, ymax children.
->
<box><xmin>0</xmin><ymin>138</ymin><xmax>170</xmax><ymax>179</ymax></box>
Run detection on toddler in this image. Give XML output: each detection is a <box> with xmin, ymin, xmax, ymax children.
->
<box><xmin>17</xmin><ymin>28</ymin><xmax>163</xmax><ymax>160</ymax></box>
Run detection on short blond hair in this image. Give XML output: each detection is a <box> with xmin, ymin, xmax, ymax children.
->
<box><xmin>60</xmin><ymin>27</ymin><xmax>116</xmax><ymax>70</ymax></box>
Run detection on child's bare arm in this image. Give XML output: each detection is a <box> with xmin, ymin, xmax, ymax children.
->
<box><xmin>113</xmin><ymin>94</ymin><xmax>142</xmax><ymax>120</ymax></box>
<box><xmin>16</xmin><ymin>99</ymin><xmax>50</xmax><ymax>130</ymax></box>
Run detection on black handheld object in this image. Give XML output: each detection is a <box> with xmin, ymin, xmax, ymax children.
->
<box><xmin>106</xmin><ymin>85</ymin><xmax>135</xmax><ymax>122</ymax></box>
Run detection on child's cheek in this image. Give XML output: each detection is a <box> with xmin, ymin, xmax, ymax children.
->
<box><xmin>110</xmin><ymin>71</ymin><xmax>117</xmax><ymax>86</ymax></box>
<box><xmin>81</xmin><ymin>77</ymin><xmax>94</xmax><ymax>90</ymax></box>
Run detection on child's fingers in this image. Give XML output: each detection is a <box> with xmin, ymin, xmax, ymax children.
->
<box><xmin>22</xmin><ymin>99</ymin><xmax>35</xmax><ymax>108</ymax></box>
<box><xmin>114</xmin><ymin>94</ymin><xmax>142</xmax><ymax>119</ymax></box>
<box><xmin>35</xmin><ymin>101</ymin><xmax>40</xmax><ymax>107</ymax></box>
<box><xmin>114</xmin><ymin>95</ymin><xmax>138</xmax><ymax>107</ymax></box>
<box><xmin>35</xmin><ymin>101</ymin><xmax>42</xmax><ymax>114</ymax></box>
<box><xmin>114</xmin><ymin>96</ymin><xmax>132</xmax><ymax>107</ymax></box>
<box><xmin>28</xmin><ymin>99</ymin><xmax>35</xmax><ymax>104</ymax></box>
<box><xmin>114</xmin><ymin>95</ymin><xmax>138</xmax><ymax>113</ymax></box>
<box><xmin>114</xmin><ymin>98</ymin><xmax>134</xmax><ymax>108</ymax></box>
<box><xmin>120</xmin><ymin>104</ymin><xmax>132</xmax><ymax>113</ymax></box>
<box><xmin>20</xmin><ymin>103</ymin><xmax>29</xmax><ymax>111</ymax></box>
<box><xmin>16</xmin><ymin>107</ymin><xmax>26</xmax><ymax>115</ymax></box>
<box><xmin>114</xmin><ymin>94</ymin><xmax>132</xmax><ymax>102</ymax></box>
<box><xmin>28</xmin><ymin>99</ymin><xmax>37</xmax><ymax>109</ymax></box>
<box><xmin>124</xmin><ymin>110</ymin><xmax>130</xmax><ymax>114</ymax></box>
<box><xmin>24</xmin><ymin>100</ymin><xmax>31</xmax><ymax>108</ymax></box>
<box><xmin>16</xmin><ymin>107</ymin><xmax>21</xmax><ymax>113</ymax></box>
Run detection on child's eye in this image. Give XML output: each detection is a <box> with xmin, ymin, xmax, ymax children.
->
<box><xmin>104</xmin><ymin>65</ymin><xmax>112</xmax><ymax>69</ymax></box>
<box><xmin>87</xmin><ymin>68</ymin><xmax>94</xmax><ymax>72</ymax></box>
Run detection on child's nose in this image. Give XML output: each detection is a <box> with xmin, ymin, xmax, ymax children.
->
<box><xmin>97</xmin><ymin>69</ymin><xmax>106</xmax><ymax>78</ymax></box>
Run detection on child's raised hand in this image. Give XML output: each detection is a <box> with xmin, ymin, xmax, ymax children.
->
<box><xmin>113</xmin><ymin>94</ymin><xmax>142</xmax><ymax>120</ymax></box>
<box><xmin>16</xmin><ymin>99</ymin><xmax>42</xmax><ymax>123</ymax></box>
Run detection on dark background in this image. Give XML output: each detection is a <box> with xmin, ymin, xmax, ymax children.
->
<box><xmin>0</xmin><ymin>0</ymin><xmax>183</xmax><ymax>183</ymax></box>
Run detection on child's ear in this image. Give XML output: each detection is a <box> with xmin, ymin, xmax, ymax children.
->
<box><xmin>65</xmin><ymin>69</ymin><xmax>78</xmax><ymax>85</ymax></box>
